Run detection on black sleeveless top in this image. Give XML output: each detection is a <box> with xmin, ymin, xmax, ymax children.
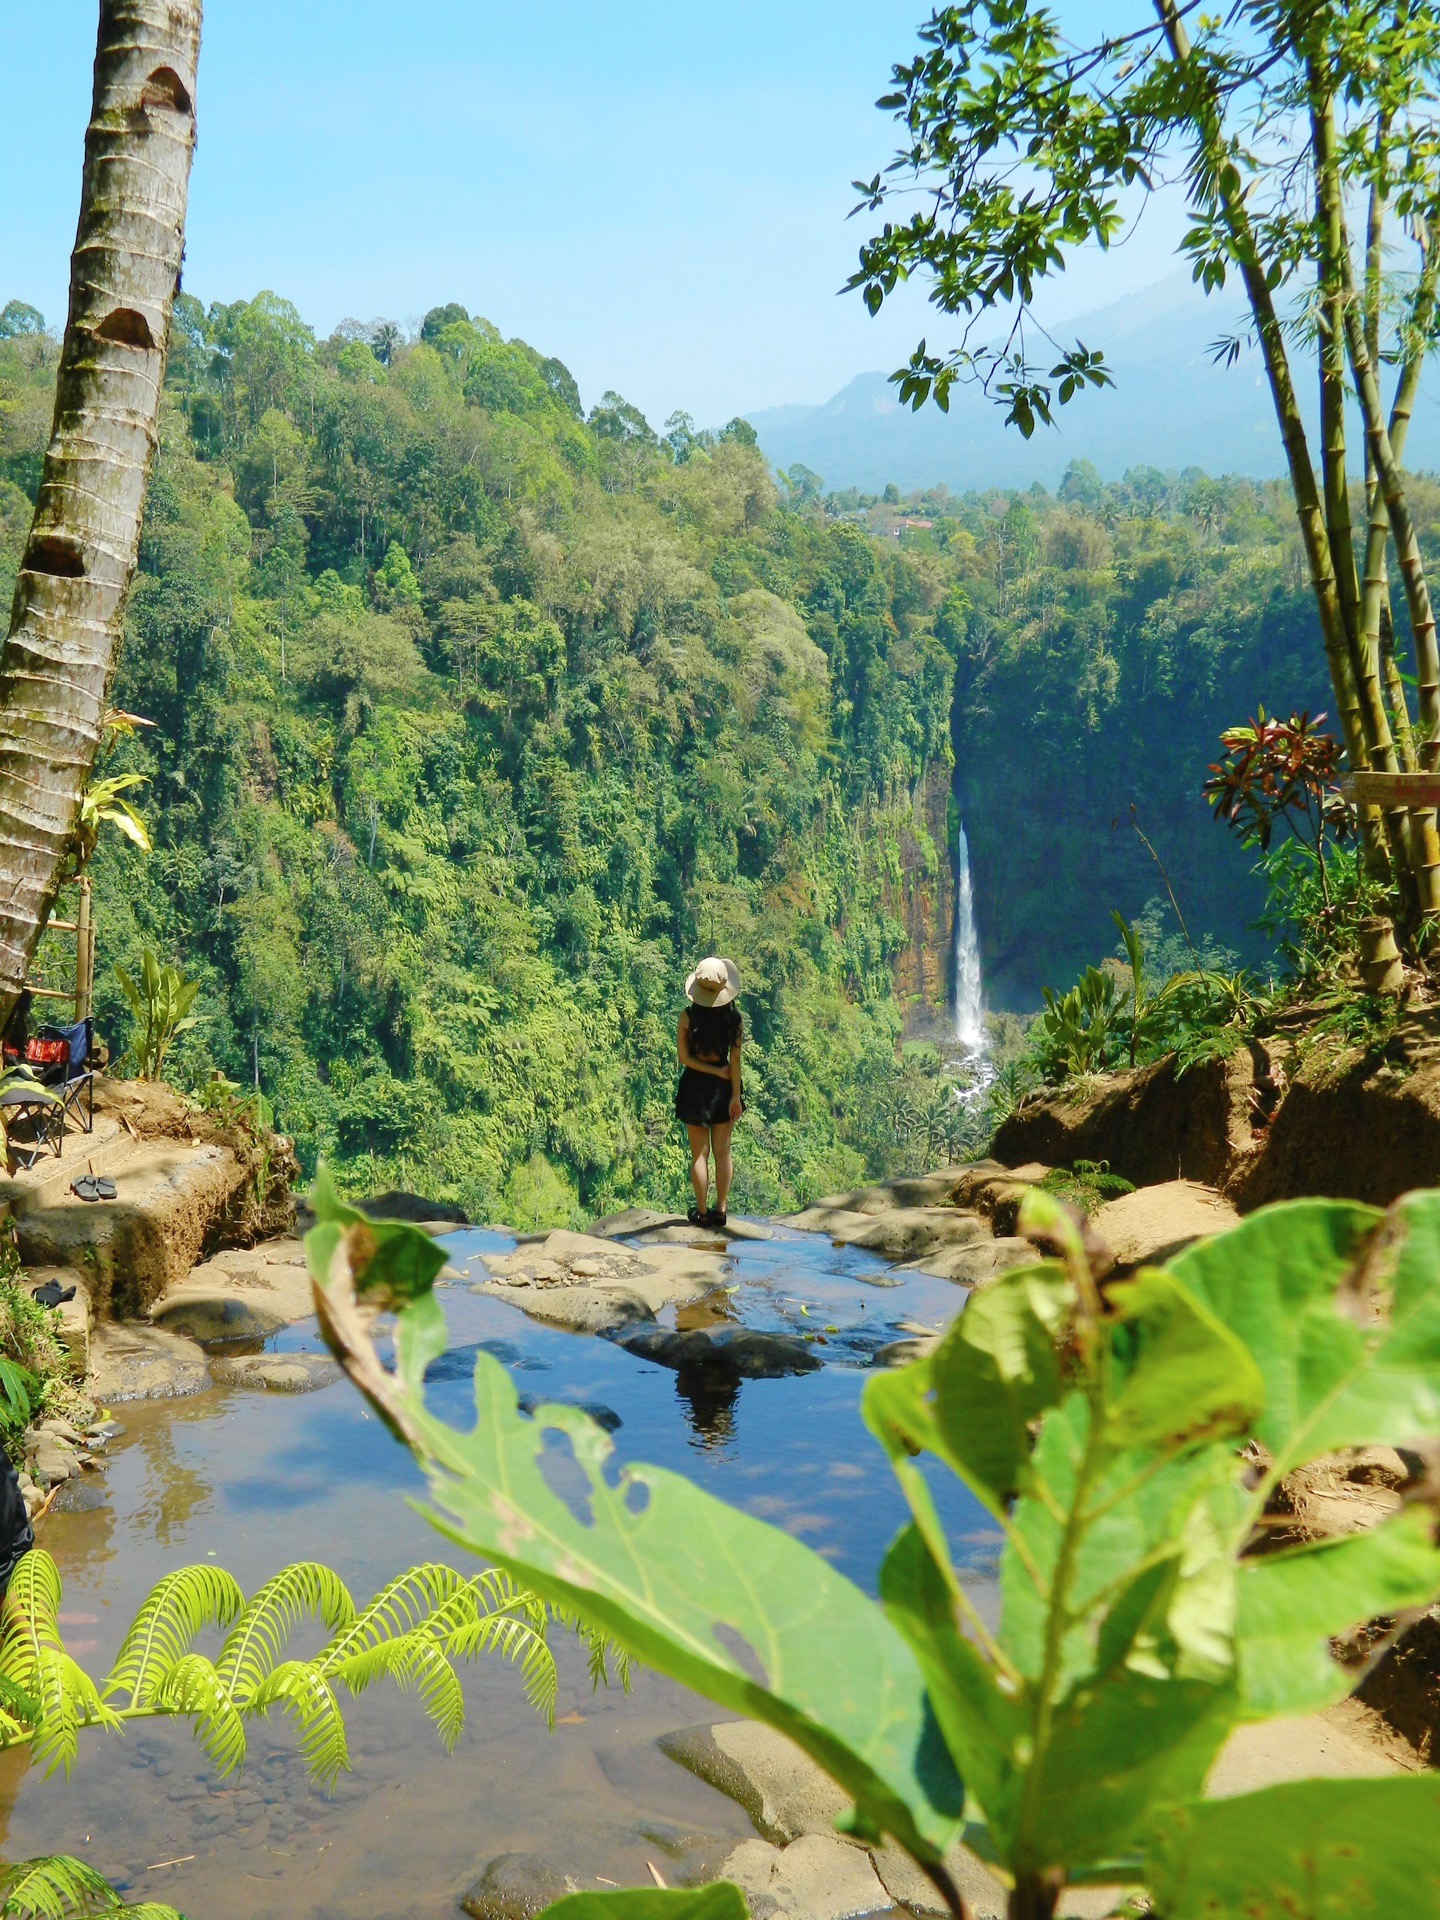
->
<box><xmin>685</xmin><ymin>1003</ymin><xmax>741</xmax><ymax>1062</ymax></box>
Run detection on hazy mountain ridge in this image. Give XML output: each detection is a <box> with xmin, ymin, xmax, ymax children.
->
<box><xmin>746</xmin><ymin>274</ymin><xmax>1440</xmax><ymax>493</ymax></box>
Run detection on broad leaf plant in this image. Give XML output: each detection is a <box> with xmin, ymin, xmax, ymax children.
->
<box><xmin>308</xmin><ymin>1174</ymin><xmax>1440</xmax><ymax>1919</ymax></box>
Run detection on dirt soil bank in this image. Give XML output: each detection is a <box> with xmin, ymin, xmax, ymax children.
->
<box><xmin>993</xmin><ymin>1014</ymin><xmax>1440</xmax><ymax>1209</ymax></box>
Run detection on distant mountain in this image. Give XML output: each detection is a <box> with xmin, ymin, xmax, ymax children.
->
<box><xmin>746</xmin><ymin>273</ymin><xmax>1440</xmax><ymax>493</ymax></box>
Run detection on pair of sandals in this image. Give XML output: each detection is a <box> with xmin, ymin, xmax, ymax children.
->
<box><xmin>71</xmin><ymin>1174</ymin><xmax>116</xmax><ymax>1203</ymax></box>
<box><xmin>686</xmin><ymin>1204</ymin><xmax>728</xmax><ymax>1231</ymax></box>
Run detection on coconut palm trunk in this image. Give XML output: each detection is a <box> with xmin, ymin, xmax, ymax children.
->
<box><xmin>0</xmin><ymin>1</ymin><xmax>201</xmax><ymax>1016</ymax></box>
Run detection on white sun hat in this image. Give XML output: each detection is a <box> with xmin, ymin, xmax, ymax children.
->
<box><xmin>685</xmin><ymin>955</ymin><xmax>741</xmax><ymax>1007</ymax></box>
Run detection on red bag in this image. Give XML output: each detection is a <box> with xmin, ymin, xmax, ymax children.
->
<box><xmin>24</xmin><ymin>1039</ymin><xmax>67</xmax><ymax>1066</ymax></box>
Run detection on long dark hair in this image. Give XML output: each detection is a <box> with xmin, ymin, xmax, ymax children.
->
<box><xmin>685</xmin><ymin>1000</ymin><xmax>741</xmax><ymax>1062</ymax></box>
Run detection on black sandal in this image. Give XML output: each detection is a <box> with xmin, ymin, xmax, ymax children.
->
<box><xmin>71</xmin><ymin>1175</ymin><xmax>116</xmax><ymax>1203</ymax></box>
<box><xmin>705</xmin><ymin>1208</ymin><xmax>728</xmax><ymax>1231</ymax></box>
<box><xmin>686</xmin><ymin>1204</ymin><xmax>706</xmax><ymax>1227</ymax></box>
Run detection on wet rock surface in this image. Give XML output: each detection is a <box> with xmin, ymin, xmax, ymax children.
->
<box><xmin>460</xmin><ymin>1852</ymin><xmax>576</xmax><ymax>1920</ymax></box>
<box><xmin>151</xmin><ymin>1237</ymin><xmax>316</xmax><ymax>1341</ymax></box>
<box><xmin>474</xmin><ymin>1230</ymin><xmax>723</xmax><ymax>1333</ymax></box>
<box><xmin>87</xmin><ymin>1321</ymin><xmax>209</xmax><ymax>1403</ymax></box>
<box><xmin>619</xmin><ymin>1327</ymin><xmax>821</xmax><ymax>1380</ymax></box>
<box><xmin>590</xmin><ymin>1207</ymin><xmax>774</xmax><ymax>1245</ymax></box>
<box><xmin>208</xmin><ymin>1352</ymin><xmax>341</xmax><ymax>1393</ymax></box>
<box><xmin>659</xmin><ymin>1721</ymin><xmax>1007</xmax><ymax>1918</ymax></box>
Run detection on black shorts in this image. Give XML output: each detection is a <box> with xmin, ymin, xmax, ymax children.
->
<box><xmin>675</xmin><ymin>1068</ymin><xmax>740</xmax><ymax>1127</ymax></box>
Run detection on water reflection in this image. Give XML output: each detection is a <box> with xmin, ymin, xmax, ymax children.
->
<box><xmin>673</xmin><ymin>1369</ymin><xmax>740</xmax><ymax>1449</ymax></box>
<box><xmin>0</xmin><ymin>1223</ymin><xmax>1000</xmax><ymax>1919</ymax></box>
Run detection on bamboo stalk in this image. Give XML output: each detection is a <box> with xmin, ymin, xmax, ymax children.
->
<box><xmin>1155</xmin><ymin>4</ymin><xmax>1365</xmax><ymax>795</ymax></box>
<box><xmin>1310</xmin><ymin>84</ymin><xmax>1422</xmax><ymax>918</ymax></box>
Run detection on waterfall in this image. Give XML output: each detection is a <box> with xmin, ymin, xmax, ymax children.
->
<box><xmin>952</xmin><ymin>823</ymin><xmax>986</xmax><ymax>1055</ymax></box>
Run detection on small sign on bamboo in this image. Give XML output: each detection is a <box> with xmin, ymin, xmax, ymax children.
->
<box><xmin>1342</xmin><ymin>771</ymin><xmax>1440</xmax><ymax>807</ymax></box>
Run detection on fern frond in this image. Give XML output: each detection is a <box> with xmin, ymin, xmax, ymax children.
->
<box><xmin>327</xmin><ymin>1632</ymin><xmax>467</xmax><ymax>1749</ymax></box>
<box><xmin>445</xmin><ymin>1610</ymin><xmax>559</xmax><ymax>1725</ymax></box>
<box><xmin>152</xmin><ymin>1653</ymin><xmax>246</xmax><ymax>1778</ymax></box>
<box><xmin>247</xmin><ymin>1661</ymin><xmax>349</xmax><ymax>1786</ymax></box>
<box><xmin>103</xmin><ymin>1565</ymin><xmax>244</xmax><ymax>1706</ymax></box>
<box><xmin>0</xmin><ymin>1674</ymin><xmax>42</xmax><ymax>1733</ymax></box>
<box><xmin>316</xmin><ymin>1562</ymin><xmax>470</xmax><ymax>1667</ymax></box>
<box><xmin>217</xmin><ymin>1563</ymin><xmax>355</xmax><ymax>1701</ymax></box>
<box><xmin>0</xmin><ymin>1557</ymin><xmax>118</xmax><ymax>1775</ymax></box>
<box><xmin>550</xmin><ymin>1604</ymin><xmax>633</xmax><ymax>1693</ymax></box>
<box><xmin>0</xmin><ymin>1850</ymin><xmax>179</xmax><ymax>1918</ymax></box>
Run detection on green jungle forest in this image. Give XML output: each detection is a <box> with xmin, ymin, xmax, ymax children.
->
<box><xmin>0</xmin><ymin>294</ymin><xmax>1391</xmax><ymax>1225</ymax></box>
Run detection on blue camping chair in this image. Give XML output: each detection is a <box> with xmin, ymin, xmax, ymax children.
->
<box><xmin>32</xmin><ymin>1019</ymin><xmax>97</xmax><ymax>1137</ymax></box>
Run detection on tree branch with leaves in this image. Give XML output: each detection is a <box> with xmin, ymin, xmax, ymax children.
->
<box><xmin>848</xmin><ymin>0</ymin><xmax>1440</xmax><ymax>944</ymax></box>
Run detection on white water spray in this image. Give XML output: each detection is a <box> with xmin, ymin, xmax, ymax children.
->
<box><xmin>952</xmin><ymin>823</ymin><xmax>986</xmax><ymax>1057</ymax></box>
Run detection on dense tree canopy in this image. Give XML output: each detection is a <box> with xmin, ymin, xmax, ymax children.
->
<box><xmin>0</xmin><ymin>299</ymin><xmax>959</xmax><ymax>1224</ymax></box>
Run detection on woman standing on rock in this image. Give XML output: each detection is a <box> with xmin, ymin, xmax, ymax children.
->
<box><xmin>675</xmin><ymin>957</ymin><xmax>743</xmax><ymax>1230</ymax></box>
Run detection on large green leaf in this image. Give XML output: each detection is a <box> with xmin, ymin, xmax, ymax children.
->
<box><xmin>878</xmin><ymin>1524</ymin><xmax>1023</xmax><ymax>1837</ymax></box>
<box><xmin>1104</xmin><ymin>1268</ymin><xmax>1263</xmax><ymax>1452</ymax></box>
<box><xmin>927</xmin><ymin>1265</ymin><xmax>1071</xmax><ymax>1515</ymax></box>
<box><xmin>1146</xmin><ymin>1774</ymin><xmax>1440</xmax><ymax>1918</ymax></box>
<box><xmin>1027</xmin><ymin>1669</ymin><xmax>1235</xmax><ymax>1872</ymax></box>
<box><xmin>537</xmin><ymin>1889</ymin><xmax>748</xmax><ymax>1920</ymax></box>
<box><xmin>1001</xmin><ymin>1394</ymin><xmax>1237</xmax><ymax>1692</ymax></box>
<box><xmin>399</xmin><ymin>1345</ymin><xmax>963</xmax><ymax>1861</ymax></box>
<box><xmin>1162</xmin><ymin>1195</ymin><xmax>1440</xmax><ymax>1472</ymax></box>
<box><xmin>1236</xmin><ymin>1503</ymin><xmax>1440</xmax><ymax>1720</ymax></box>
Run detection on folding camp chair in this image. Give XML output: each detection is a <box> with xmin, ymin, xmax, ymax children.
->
<box><xmin>0</xmin><ymin>1078</ymin><xmax>63</xmax><ymax>1169</ymax></box>
<box><xmin>30</xmin><ymin>1019</ymin><xmax>97</xmax><ymax>1139</ymax></box>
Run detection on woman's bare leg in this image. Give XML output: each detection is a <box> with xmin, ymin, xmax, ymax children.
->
<box><xmin>710</xmin><ymin>1122</ymin><xmax>734</xmax><ymax>1212</ymax></box>
<box><xmin>685</xmin><ymin>1124</ymin><xmax>711</xmax><ymax>1211</ymax></box>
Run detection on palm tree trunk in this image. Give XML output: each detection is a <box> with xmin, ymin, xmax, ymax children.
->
<box><xmin>0</xmin><ymin>1</ymin><xmax>201</xmax><ymax>1014</ymax></box>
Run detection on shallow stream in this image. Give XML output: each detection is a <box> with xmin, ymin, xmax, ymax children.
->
<box><xmin>0</xmin><ymin>1226</ymin><xmax>995</xmax><ymax>1918</ymax></box>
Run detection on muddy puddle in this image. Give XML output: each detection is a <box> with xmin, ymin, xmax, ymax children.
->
<box><xmin>0</xmin><ymin>1226</ymin><xmax>996</xmax><ymax>1918</ymax></box>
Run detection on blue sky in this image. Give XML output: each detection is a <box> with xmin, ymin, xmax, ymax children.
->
<box><xmin>2</xmin><ymin>2</ymin><xmax>1181</xmax><ymax>425</ymax></box>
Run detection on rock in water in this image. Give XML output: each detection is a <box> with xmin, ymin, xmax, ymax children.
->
<box><xmin>152</xmin><ymin>1294</ymin><xmax>286</xmax><ymax>1342</ymax></box>
<box><xmin>86</xmin><ymin>1323</ymin><xmax>208</xmax><ymax>1402</ymax></box>
<box><xmin>658</xmin><ymin>1723</ymin><xmax>849</xmax><ymax>1845</ymax></box>
<box><xmin>358</xmin><ymin>1191</ymin><xmax>469</xmax><ymax>1224</ymax></box>
<box><xmin>208</xmin><ymin>1352</ymin><xmax>340</xmax><ymax>1393</ymax></box>
<box><xmin>619</xmin><ymin>1327</ymin><xmax>820</xmax><ymax>1379</ymax></box>
<box><xmin>460</xmin><ymin>1853</ymin><xmax>574</xmax><ymax>1920</ymax></box>
<box><xmin>717</xmin><ymin>1833</ymin><xmax>893</xmax><ymax>1920</ymax></box>
<box><xmin>51</xmin><ymin>1478</ymin><xmax>107</xmax><ymax>1513</ymax></box>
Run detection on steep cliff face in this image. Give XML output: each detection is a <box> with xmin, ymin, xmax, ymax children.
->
<box><xmin>889</xmin><ymin>762</ymin><xmax>955</xmax><ymax>1035</ymax></box>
